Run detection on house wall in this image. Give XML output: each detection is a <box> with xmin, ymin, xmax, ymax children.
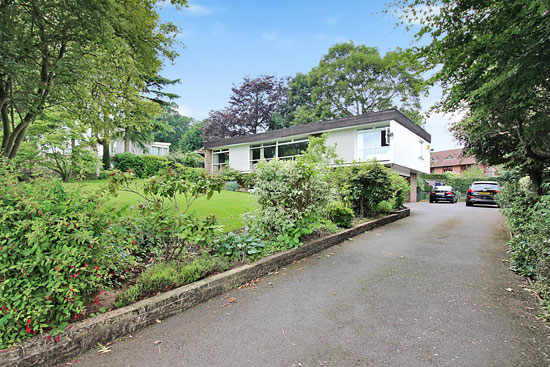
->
<box><xmin>228</xmin><ymin>145</ymin><xmax>250</xmax><ymax>172</ymax></box>
<box><xmin>325</xmin><ymin>129</ymin><xmax>356</xmax><ymax>163</ymax></box>
<box><xmin>390</xmin><ymin>120</ymin><xmax>430</xmax><ymax>174</ymax></box>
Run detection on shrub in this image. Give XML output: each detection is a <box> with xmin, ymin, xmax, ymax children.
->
<box><xmin>0</xmin><ymin>160</ymin><xmax>133</xmax><ymax>348</ymax></box>
<box><xmin>223</xmin><ymin>181</ymin><xmax>240</xmax><ymax>192</ymax></box>
<box><xmin>112</xmin><ymin>153</ymin><xmax>168</xmax><ymax>178</ymax></box>
<box><xmin>376</xmin><ymin>200</ymin><xmax>393</xmax><ymax>214</ymax></box>
<box><xmin>140</xmin><ymin>155</ymin><xmax>168</xmax><ymax>177</ymax></box>
<box><xmin>327</xmin><ymin>202</ymin><xmax>355</xmax><ymax>228</ymax></box>
<box><xmin>166</xmin><ymin>151</ymin><xmax>204</xmax><ymax>168</ymax></box>
<box><xmin>249</xmin><ymin>136</ymin><xmax>336</xmax><ymax>249</ymax></box>
<box><xmin>389</xmin><ymin>172</ymin><xmax>410</xmax><ymax>209</ymax></box>
<box><xmin>499</xmin><ymin>179</ymin><xmax>550</xmax><ymax>316</ymax></box>
<box><xmin>336</xmin><ymin>161</ymin><xmax>394</xmax><ymax>217</ymax></box>
<box><xmin>107</xmin><ymin>164</ymin><xmax>225</xmax><ymax>261</ymax></box>
<box><xmin>216</xmin><ymin>232</ymin><xmax>265</xmax><ymax>261</ymax></box>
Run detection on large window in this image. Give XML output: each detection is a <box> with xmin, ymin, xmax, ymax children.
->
<box><xmin>356</xmin><ymin>126</ymin><xmax>390</xmax><ymax>160</ymax></box>
<box><xmin>213</xmin><ymin>149</ymin><xmax>229</xmax><ymax>172</ymax></box>
<box><xmin>249</xmin><ymin>138</ymin><xmax>309</xmax><ymax>169</ymax></box>
<box><xmin>151</xmin><ymin>145</ymin><xmax>169</xmax><ymax>156</ymax></box>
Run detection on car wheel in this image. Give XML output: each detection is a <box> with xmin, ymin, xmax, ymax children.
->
<box><xmin>466</xmin><ymin>201</ymin><xmax>473</xmax><ymax>207</ymax></box>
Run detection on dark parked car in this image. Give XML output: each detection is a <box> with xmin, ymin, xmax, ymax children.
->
<box><xmin>465</xmin><ymin>181</ymin><xmax>501</xmax><ymax>207</ymax></box>
<box><xmin>429</xmin><ymin>185</ymin><xmax>458</xmax><ymax>203</ymax></box>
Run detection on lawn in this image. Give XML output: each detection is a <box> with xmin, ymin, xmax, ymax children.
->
<box><xmin>65</xmin><ymin>180</ymin><xmax>255</xmax><ymax>232</ymax></box>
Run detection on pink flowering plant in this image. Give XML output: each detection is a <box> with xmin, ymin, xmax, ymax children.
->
<box><xmin>0</xmin><ymin>159</ymin><xmax>134</xmax><ymax>349</ymax></box>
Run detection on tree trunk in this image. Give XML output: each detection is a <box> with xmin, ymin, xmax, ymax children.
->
<box><xmin>528</xmin><ymin>166</ymin><xmax>544</xmax><ymax>196</ymax></box>
<box><xmin>102</xmin><ymin>140</ymin><xmax>110</xmax><ymax>170</ymax></box>
<box><xmin>124</xmin><ymin>127</ymin><xmax>130</xmax><ymax>152</ymax></box>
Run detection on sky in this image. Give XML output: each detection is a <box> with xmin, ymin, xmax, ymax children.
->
<box><xmin>157</xmin><ymin>0</ymin><xmax>462</xmax><ymax>151</ymax></box>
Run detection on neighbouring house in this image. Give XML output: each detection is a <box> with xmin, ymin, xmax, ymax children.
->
<box><xmin>98</xmin><ymin>140</ymin><xmax>171</xmax><ymax>157</ymax></box>
<box><xmin>430</xmin><ymin>148</ymin><xmax>498</xmax><ymax>176</ymax></box>
<box><xmin>203</xmin><ymin>110</ymin><xmax>431</xmax><ymax>202</ymax></box>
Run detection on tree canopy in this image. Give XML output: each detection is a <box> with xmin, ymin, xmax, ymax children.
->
<box><xmin>202</xmin><ymin>75</ymin><xmax>289</xmax><ymax>141</ymax></box>
<box><xmin>288</xmin><ymin>42</ymin><xmax>427</xmax><ymax>125</ymax></box>
<box><xmin>0</xmin><ymin>0</ymin><xmax>186</xmax><ymax>159</ymax></box>
<box><xmin>393</xmin><ymin>0</ymin><xmax>550</xmax><ymax>193</ymax></box>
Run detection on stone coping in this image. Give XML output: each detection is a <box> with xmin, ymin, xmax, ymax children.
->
<box><xmin>0</xmin><ymin>208</ymin><xmax>410</xmax><ymax>367</ymax></box>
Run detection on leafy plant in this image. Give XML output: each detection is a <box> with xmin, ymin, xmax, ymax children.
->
<box><xmin>216</xmin><ymin>232</ymin><xmax>266</xmax><ymax>261</ymax></box>
<box><xmin>0</xmin><ymin>159</ymin><xmax>133</xmax><ymax>348</ymax></box>
<box><xmin>327</xmin><ymin>202</ymin><xmax>355</xmax><ymax>228</ymax></box>
<box><xmin>107</xmin><ymin>163</ymin><xmax>225</xmax><ymax>261</ymax></box>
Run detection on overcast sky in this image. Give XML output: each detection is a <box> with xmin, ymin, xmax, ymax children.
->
<box><xmin>158</xmin><ymin>0</ymin><xmax>462</xmax><ymax>151</ymax></box>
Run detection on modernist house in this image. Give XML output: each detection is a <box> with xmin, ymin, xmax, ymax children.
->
<box><xmin>98</xmin><ymin>139</ymin><xmax>171</xmax><ymax>157</ymax></box>
<box><xmin>204</xmin><ymin>110</ymin><xmax>431</xmax><ymax>202</ymax></box>
<box><xmin>430</xmin><ymin>148</ymin><xmax>498</xmax><ymax>176</ymax></box>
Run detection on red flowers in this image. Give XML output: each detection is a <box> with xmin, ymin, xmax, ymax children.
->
<box><xmin>38</xmin><ymin>211</ymin><xmax>42</xmax><ymax>216</ymax></box>
<box><xmin>55</xmin><ymin>266</ymin><xmax>60</xmax><ymax>271</ymax></box>
<box><xmin>46</xmin><ymin>296</ymin><xmax>50</xmax><ymax>301</ymax></box>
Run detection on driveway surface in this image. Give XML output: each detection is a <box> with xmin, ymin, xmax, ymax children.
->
<box><xmin>69</xmin><ymin>203</ymin><xmax>550</xmax><ymax>367</ymax></box>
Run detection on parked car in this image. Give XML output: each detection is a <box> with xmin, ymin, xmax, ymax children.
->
<box><xmin>465</xmin><ymin>181</ymin><xmax>501</xmax><ymax>207</ymax></box>
<box><xmin>429</xmin><ymin>185</ymin><xmax>458</xmax><ymax>203</ymax></box>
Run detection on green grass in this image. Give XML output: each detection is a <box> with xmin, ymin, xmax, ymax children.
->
<box><xmin>65</xmin><ymin>179</ymin><xmax>255</xmax><ymax>232</ymax></box>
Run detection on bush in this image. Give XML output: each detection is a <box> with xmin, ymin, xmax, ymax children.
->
<box><xmin>336</xmin><ymin>161</ymin><xmax>394</xmax><ymax>217</ymax></box>
<box><xmin>112</xmin><ymin>153</ymin><xmax>168</xmax><ymax>178</ymax></box>
<box><xmin>223</xmin><ymin>181</ymin><xmax>240</xmax><ymax>191</ymax></box>
<box><xmin>249</xmin><ymin>136</ymin><xmax>335</xmax><ymax>249</ymax></box>
<box><xmin>114</xmin><ymin>256</ymin><xmax>231</xmax><ymax>308</ymax></box>
<box><xmin>376</xmin><ymin>200</ymin><xmax>393</xmax><ymax>214</ymax></box>
<box><xmin>0</xmin><ymin>160</ymin><xmax>133</xmax><ymax>348</ymax></box>
<box><xmin>499</xmin><ymin>179</ymin><xmax>550</xmax><ymax>316</ymax></box>
<box><xmin>389</xmin><ymin>172</ymin><xmax>410</xmax><ymax>209</ymax></box>
<box><xmin>327</xmin><ymin>202</ymin><xmax>355</xmax><ymax>228</ymax></box>
<box><xmin>166</xmin><ymin>152</ymin><xmax>204</xmax><ymax>168</ymax></box>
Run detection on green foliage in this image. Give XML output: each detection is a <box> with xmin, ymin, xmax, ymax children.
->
<box><xmin>420</xmin><ymin>173</ymin><xmax>505</xmax><ymax>195</ymax></box>
<box><xmin>287</xmin><ymin>42</ymin><xmax>426</xmax><ymax>125</ymax></box>
<box><xmin>389</xmin><ymin>171</ymin><xmax>410</xmax><ymax>209</ymax></box>
<box><xmin>216</xmin><ymin>232</ymin><xmax>266</xmax><ymax>261</ymax></box>
<box><xmin>336</xmin><ymin>161</ymin><xmax>394</xmax><ymax>217</ymax></box>
<box><xmin>107</xmin><ymin>164</ymin><xmax>225</xmax><ymax>261</ymax></box>
<box><xmin>327</xmin><ymin>202</ymin><xmax>355</xmax><ymax>228</ymax></box>
<box><xmin>112</xmin><ymin>153</ymin><xmax>168</xmax><ymax>178</ymax></box>
<box><xmin>499</xmin><ymin>180</ymin><xmax>550</xmax><ymax>316</ymax></box>
<box><xmin>249</xmin><ymin>136</ymin><xmax>335</xmax><ymax>249</ymax></box>
<box><xmin>394</xmin><ymin>0</ymin><xmax>550</xmax><ymax>193</ymax></box>
<box><xmin>0</xmin><ymin>160</ymin><xmax>133</xmax><ymax>348</ymax></box>
<box><xmin>167</xmin><ymin>151</ymin><xmax>204</xmax><ymax>168</ymax></box>
<box><xmin>376</xmin><ymin>200</ymin><xmax>393</xmax><ymax>214</ymax></box>
<box><xmin>114</xmin><ymin>256</ymin><xmax>231</xmax><ymax>308</ymax></box>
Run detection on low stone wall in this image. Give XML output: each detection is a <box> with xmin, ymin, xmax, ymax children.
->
<box><xmin>0</xmin><ymin>208</ymin><xmax>410</xmax><ymax>367</ymax></box>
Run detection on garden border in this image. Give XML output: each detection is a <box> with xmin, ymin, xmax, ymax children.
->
<box><xmin>1</xmin><ymin>208</ymin><xmax>410</xmax><ymax>367</ymax></box>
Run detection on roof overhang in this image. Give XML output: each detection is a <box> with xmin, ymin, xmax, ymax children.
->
<box><xmin>204</xmin><ymin>109</ymin><xmax>431</xmax><ymax>149</ymax></box>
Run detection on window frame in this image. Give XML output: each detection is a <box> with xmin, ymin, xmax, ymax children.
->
<box><xmin>212</xmin><ymin>148</ymin><xmax>230</xmax><ymax>172</ymax></box>
<box><xmin>249</xmin><ymin>137</ymin><xmax>309</xmax><ymax>169</ymax></box>
<box><xmin>355</xmin><ymin>125</ymin><xmax>391</xmax><ymax>161</ymax></box>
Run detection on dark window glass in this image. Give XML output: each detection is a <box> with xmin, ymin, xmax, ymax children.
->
<box><xmin>264</xmin><ymin>146</ymin><xmax>275</xmax><ymax>159</ymax></box>
<box><xmin>251</xmin><ymin>148</ymin><xmax>260</xmax><ymax>160</ymax></box>
<box><xmin>381</xmin><ymin>130</ymin><xmax>389</xmax><ymax>147</ymax></box>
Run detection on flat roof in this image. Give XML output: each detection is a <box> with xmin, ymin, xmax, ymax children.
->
<box><xmin>204</xmin><ymin>109</ymin><xmax>431</xmax><ymax>149</ymax></box>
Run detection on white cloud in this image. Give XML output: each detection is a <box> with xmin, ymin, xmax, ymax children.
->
<box><xmin>423</xmin><ymin>111</ymin><xmax>465</xmax><ymax>151</ymax></box>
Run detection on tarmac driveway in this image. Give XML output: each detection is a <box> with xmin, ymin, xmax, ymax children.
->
<box><xmin>70</xmin><ymin>202</ymin><xmax>550</xmax><ymax>367</ymax></box>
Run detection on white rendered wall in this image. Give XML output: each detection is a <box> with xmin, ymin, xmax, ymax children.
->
<box><xmin>325</xmin><ymin>129</ymin><xmax>356</xmax><ymax>163</ymax></box>
<box><xmin>390</xmin><ymin>120</ymin><xmax>430</xmax><ymax>174</ymax></box>
<box><xmin>229</xmin><ymin>145</ymin><xmax>250</xmax><ymax>172</ymax></box>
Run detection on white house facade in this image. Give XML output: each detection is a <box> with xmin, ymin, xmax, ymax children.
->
<box><xmin>203</xmin><ymin>110</ymin><xmax>431</xmax><ymax>202</ymax></box>
<box><xmin>97</xmin><ymin>140</ymin><xmax>171</xmax><ymax>157</ymax></box>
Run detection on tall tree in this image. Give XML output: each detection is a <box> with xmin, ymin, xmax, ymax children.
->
<box><xmin>202</xmin><ymin>75</ymin><xmax>289</xmax><ymax>141</ymax></box>
<box><xmin>288</xmin><ymin>42</ymin><xmax>427</xmax><ymax>125</ymax></box>
<box><xmin>0</xmin><ymin>0</ymin><xmax>186</xmax><ymax>159</ymax></box>
<box><xmin>393</xmin><ymin>0</ymin><xmax>550</xmax><ymax>193</ymax></box>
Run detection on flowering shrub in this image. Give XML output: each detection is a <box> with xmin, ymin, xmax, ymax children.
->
<box><xmin>0</xmin><ymin>160</ymin><xmax>133</xmax><ymax>348</ymax></box>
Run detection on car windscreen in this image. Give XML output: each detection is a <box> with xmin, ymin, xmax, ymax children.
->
<box><xmin>434</xmin><ymin>186</ymin><xmax>452</xmax><ymax>192</ymax></box>
<box><xmin>472</xmin><ymin>183</ymin><xmax>500</xmax><ymax>191</ymax></box>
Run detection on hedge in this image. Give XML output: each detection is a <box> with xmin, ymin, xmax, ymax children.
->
<box><xmin>112</xmin><ymin>153</ymin><xmax>168</xmax><ymax>178</ymax></box>
<box><xmin>420</xmin><ymin>173</ymin><xmax>505</xmax><ymax>194</ymax></box>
